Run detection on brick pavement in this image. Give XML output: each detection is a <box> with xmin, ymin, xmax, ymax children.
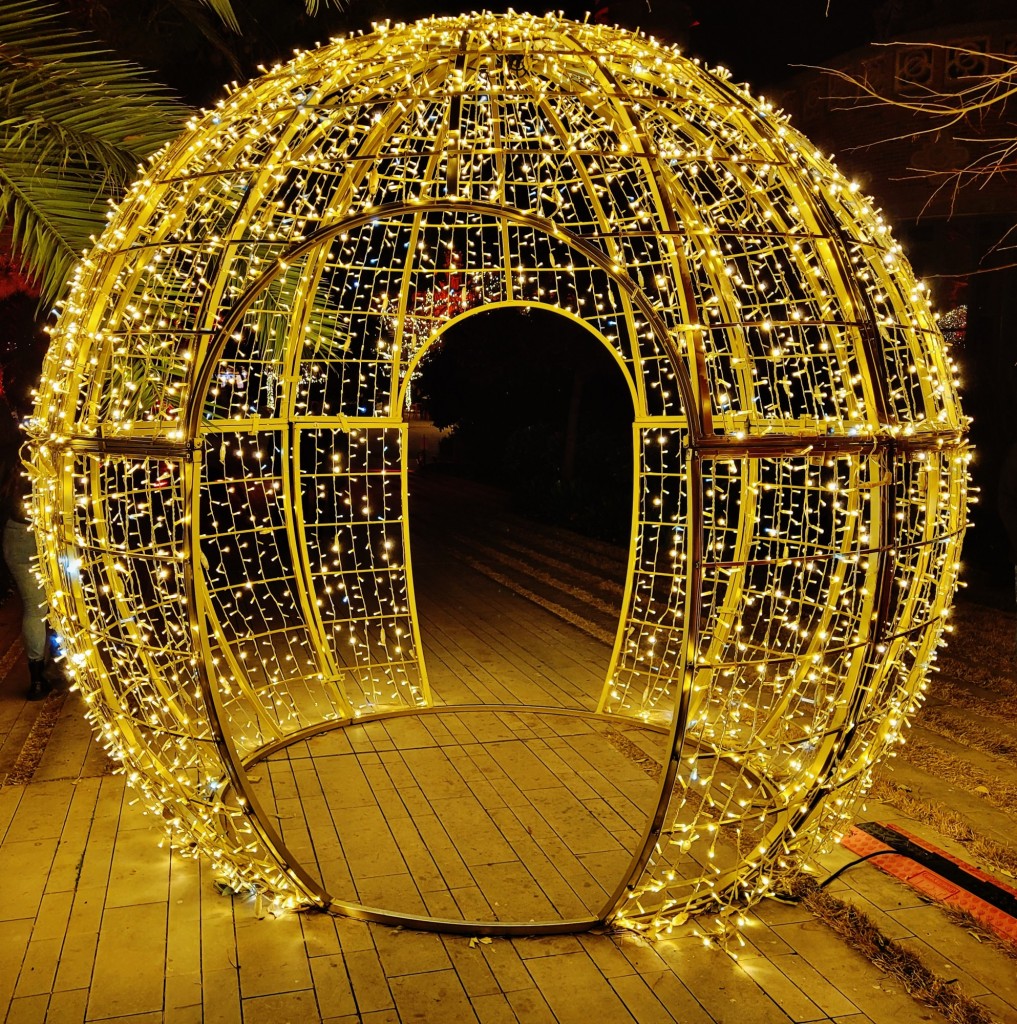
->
<box><xmin>2</xmin><ymin>571</ymin><xmax>1015</xmax><ymax>1023</ymax></box>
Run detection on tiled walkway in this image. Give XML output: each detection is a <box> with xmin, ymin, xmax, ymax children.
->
<box><xmin>6</xmin><ymin>758</ymin><xmax>1014</xmax><ymax>1024</ymax></box>
<box><xmin>2</xmin><ymin>506</ymin><xmax>1016</xmax><ymax>1021</ymax></box>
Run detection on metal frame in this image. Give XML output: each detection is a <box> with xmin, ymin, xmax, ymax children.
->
<box><xmin>28</xmin><ymin>12</ymin><xmax>968</xmax><ymax>935</ymax></box>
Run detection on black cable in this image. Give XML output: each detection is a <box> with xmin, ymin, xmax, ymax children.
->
<box><xmin>768</xmin><ymin>849</ymin><xmax>905</xmax><ymax>903</ymax></box>
<box><xmin>818</xmin><ymin>849</ymin><xmax>906</xmax><ymax>889</ymax></box>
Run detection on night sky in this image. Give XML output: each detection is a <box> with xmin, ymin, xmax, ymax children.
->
<box><xmin>71</xmin><ymin>0</ymin><xmax>891</xmax><ymax>107</ymax></box>
<box><xmin>330</xmin><ymin>0</ymin><xmax>887</xmax><ymax>90</ymax></box>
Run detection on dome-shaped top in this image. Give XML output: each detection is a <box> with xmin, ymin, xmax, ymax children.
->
<box><xmin>44</xmin><ymin>9</ymin><xmax>962</xmax><ymax>445</ymax></box>
<box><xmin>30</xmin><ymin>12</ymin><xmax>968</xmax><ymax>934</ymax></box>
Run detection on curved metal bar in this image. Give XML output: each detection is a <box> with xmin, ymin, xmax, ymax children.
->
<box><xmin>183</xmin><ymin>199</ymin><xmax>704</xmax><ymax>443</ymax></box>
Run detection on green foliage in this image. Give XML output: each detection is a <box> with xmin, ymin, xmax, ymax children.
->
<box><xmin>0</xmin><ymin>0</ymin><xmax>190</xmax><ymax>303</ymax></box>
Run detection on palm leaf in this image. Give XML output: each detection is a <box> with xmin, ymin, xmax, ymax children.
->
<box><xmin>193</xmin><ymin>0</ymin><xmax>241</xmax><ymax>33</ymax></box>
<box><xmin>0</xmin><ymin>0</ymin><xmax>190</xmax><ymax>303</ymax></box>
<box><xmin>196</xmin><ymin>0</ymin><xmax>347</xmax><ymax>26</ymax></box>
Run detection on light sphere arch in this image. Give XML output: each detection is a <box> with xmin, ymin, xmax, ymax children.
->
<box><xmin>28</xmin><ymin>11</ymin><xmax>969</xmax><ymax>935</ymax></box>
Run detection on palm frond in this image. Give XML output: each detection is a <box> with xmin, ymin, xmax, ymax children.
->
<box><xmin>195</xmin><ymin>0</ymin><xmax>347</xmax><ymax>26</ymax></box>
<box><xmin>163</xmin><ymin>0</ymin><xmax>244</xmax><ymax>75</ymax></box>
<box><xmin>191</xmin><ymin>0</ymin><xmax>240</xmax><ymax>35</ymax></box>
<box><xmin>0</xmin><ymin>0</ymin><xmax>191</xmax><ymax>303</ymax></box>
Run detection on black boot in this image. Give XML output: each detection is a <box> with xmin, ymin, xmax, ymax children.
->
<box><xmin>27</xmin><ymin>659</ymin><xmax>49</xmax><ymax>701</ymax></box>
<box><xmin>43</xmin><ymin>627</ymin><xmax>67</xmax><ymax>689</ymax></box>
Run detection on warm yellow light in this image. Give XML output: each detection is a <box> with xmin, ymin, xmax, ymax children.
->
<box><xmin>27</xmin><ymin>10</ymin><xmax>967</xmax><ymax>936</ymax></box>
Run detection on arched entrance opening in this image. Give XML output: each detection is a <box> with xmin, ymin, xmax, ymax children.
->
<box><xmin>405</xmin><ymin>304</ymin><xmax>636</xmax><ymax>708</ymax></box>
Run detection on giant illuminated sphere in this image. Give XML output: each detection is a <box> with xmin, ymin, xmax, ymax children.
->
<box><xmin>28</xmin><ymin>12</ymin><xmax>968</xmax><ymax>934</ymax></box>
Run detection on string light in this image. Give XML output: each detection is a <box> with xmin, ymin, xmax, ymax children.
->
<box><xmin>26</xmin><ymin>11</ymin><xmax>968</xmax><ymax>934</ymax></box>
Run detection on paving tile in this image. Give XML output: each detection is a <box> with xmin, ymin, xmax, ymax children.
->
<box><xmin>197</xmin><ymin>885</ymin><xmax>241</xmax><ymax>978</ymax></box>
<box><xmin>624</xmin><ymin>971</ymin><xmax>717</xmax><ymax>1024</ymax></box>
<box><xmin>13</xmin><ymin>936</ymin><xmax>62</xmax><ymax>998</ymax></box>
<box><xmin>73</xmin><ymin>794</ymin><xmax>123</xmax><ymax>893</ymax></box>
<box><xmin>200</xmin><ymin>967</ymin><xmax>242</xmax><ymax>1024</ymax></box>
<box><xmin>0</xmin><ymin>837</ymin><xmax>58</xmax><ymax>921</ymax></box>
<box><xmin>336</xmin><ymin>804</ymin><xmax>408</xmax><ymax>882</ymax></box>
<box><xmin>234</xmin><ymin>911</ymin><xmax>313</xmax><ymax>998</ymax></box>
<box><xmin>403</xmin><ymin>813</ymin><xmax>471</xmax><ymax>892</ymax></box>
<box><xmin>4</xmin><ymin>993</ymin><xmax>49</xmax><ymax>1024</ymax></box>
<box><xmin>166</xmin><ymin>856</ymin><xmax>201</xmax><ymax>982</ymax></box>
<box><xmin>503</xmin><ymin>986</ymin><xmax>559</xmax><ymax>1024</ymax></box>
<box><xmin>382</xmin><ymin>715</ymin><xmax>438</xmax><ymax>750</ymax></box>
<box><xmin>30</xmin><ymin>890</ymin><xmax>73</xmax><ymax>942</ymax></box>
<box><xmin>608</xmin><ymin>973</ymin><xmax>685</xmax><ymax>1024</ymax></box>
<box><xmin>363</xmin><ymin>721</ymin><xmax>395</xmax><ymax>752</ymax></box>
<box><xmin>52</xmin><ymin>886</ymin><xmax>104</xmax><ymax>992</ymax></box>
<box><xmin>479</xmin><ymin>939</ymin><xmax>534</xmax><ymax>995</ymax></box>
<box><xmin>32</xmin><ymin>701</ymin><xmax>104</xmax><ymax>783</ymax></box>
<box><xmin>440</xmin><ymin>936</ymin><xmax>501</xmax><ymax>998</ymax></box>
<box><xmin>83</xmin><ymin>1011</ymin><xmax>164</xmax><ymax>1022</ymax></box>
<box><xmin>485</xmin><ymin>740</ymin><xmax>562</xmax><ymax>792</ymax></box>
<box><xmin>359</xmin><ymin>1011</ymin><xmax>401</xmax><ymax>1024</ymax></box>
<box><xmin>578</xmin><ymin>932</ymin><xmax>638</xmax><ymax>978</ymax></box>
<box><xmin>86</xmin><ymin>902</ymin><xmax>167</xmax><ymax>1020</ymax></box>
<box><xmin>355</xmin><ymin>871</ymin><xmax>429</xmax><ymax>917</ymax></box>
<box><xmin>335</xmin><ymin>916</ymin><xmax>375</xmax><ymax>955</ymax></box>
<box><xmin>654</xmin><ymin>937</ymin><xmax>792</xmax><ymax>1024</ymax></box>
<box><xmin>44</xmin><ymin>988</ymin><xmax>88</xmax><ymax>1024</ymax></box>
<box><xmin>890</xmin><ymin>905</ymin><xmax>1017</xmax><ymax>1007</ymax></box>
<box><xmin>468</xmin><ymin>860</ymin><xmax>558</xmax><ymax>921</ymax></box>
<box><xmin>756</xmin><ymin>951</ymin><xmax>861</xmax><ymax>1019</ymax></box>
<box><xmin>485</xmin><ymin>806</ymin><xmax>599</xmax><ymax>917</ymax></box>
<box><xmin>421</xmin><ymin>888</ymin><xmax>460</xmax><ymax>920</ymax></box>
<box><xmin>104</xmin><ymin>821</ymin><xmax>172</xmax><ymax>909</ymax></box>
<box><xmin>730</xmin><ymin>956</ymin><xmax>831</xmax><ymax>1022</ymax></box>
<box><xmin>164</xmin><ymin>1005</ymin><xmax>202</xmax><ymax>1024</ymax></box>
<box><xmin>830</xmin><ymin>868</ymin><xmax>931</xmax><ymax>927</ymax></box>
<box><xmin>372</xmin><ymin>923</ymin><xmax>451</xmax><ymax>977</ymax></box>
<box><xmin>5</xmin><ymin>527</ymin><xmax>1017</xmax><ymax>1024</ymax></box>
<box><xmin>5</xmin><ymin>780</ymin><xmax>73</xmax><ymax>842</ymax></box>
<box><xmin>390</xmin><ymin>967</ymin><xmax>480</xmax><ymax>1023</ymax></box>
<box><xmin>165</xmin><ymin>972</ymin><xmax>202</xmax><ymax>1013</ymax></box>
<box><xmin>772</xmin><ymin>916</ymin><xmax>954</xmax><ymax>1024</ymax></box>
<box><xmin>611</xmin><ymin>931</ymin><xmax>671</xmax><ymax>975</ymax></box>
<box><xmin>46</xmin><ymin>778</ymin><xmax>102</xmax><ymax>894</ymax></box>
<box><xmin>429</xmin><ymin>794</ymin><xmax>517</xmax><ymax>867</ymax></box>
<box><xmin>384</xmin><ymin>813</ymin><xmax>447</xmax><ymax>894</ymax></box>
<box><xmin>450</xmin><ymin>884</ymin><xmax>496</xmax><ymax>921</ymax></box>
<box><xmin>314</xmin><ymin>752</ymin><xmax>382</xmax><ymax>808</ymax></box>
<box><xmin>975</xmin><ymin>993</ymin><xmax>1017</xmax><ymax>1023</ymax></box>
<box><xmin>344</xmin><ymin>947</ymin><xmax>395</xmax><ymax>1014</ymax></box>
<box><xmin>896</xmin><ymin>935</ymin><xmax>988</xmax><ymax>998</ymax></box>
<box><xmin>525</xmin><ymin>786</ymin><xmax>622</xmax><ymax>856</ymax></box>
<box><xmin>302</xmin><ymin>909</ymin><xmax>342</xmax><ymax>957</ymax></box>
<box><xmin>735</xmin><ymin>911</ymin><xmax>796</xmax><ymax>958</ymax></box>
<box><xmin>511</xmin><ymin>933</ymin><xmax>584</xmax><ymax>959</ymax></box>
<box><xmin>754</xmin><ymin>896</ymin><xmax>819</xmax><ymax>928</ymax></box>
<box><xmin>242</xmin><ymin>988</ymin><xmax>320</xmax><ymax>1024</ymax></box>
<box><xmin>309</xmin><ymin>955</ymin><xmax>357</xmax><ymax>1018</ymax></box>
<box><xmin>471</xmin><ymin>991</ymin><xmax>519</xmax><ymax>1024</ymax></box>
<box><xmin>0</xmin><ymin>783</ymin><xmax>24</xmax><ymax>841</ymax></box>
<box><xmin>524</xmin><ymin>950</ymin><xmax>636</xmax><ymax>1024</ymax></box>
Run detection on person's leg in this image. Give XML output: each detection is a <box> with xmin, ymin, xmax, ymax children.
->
<box><xmin>2</xmin><ymin>520</ymin><xmax>50</xmax><ymax>699</ymax></box>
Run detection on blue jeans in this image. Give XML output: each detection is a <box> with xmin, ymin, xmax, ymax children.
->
<box><xmin>3</xmin><ymin>519</ymin><xmax>48</xmax><ymax>662</ymax></box>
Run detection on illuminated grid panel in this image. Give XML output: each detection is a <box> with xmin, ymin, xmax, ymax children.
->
<box><xmin>29</xmin><ymin>13</ymin><xmax>968</xmax><ymax>929</ymax></box>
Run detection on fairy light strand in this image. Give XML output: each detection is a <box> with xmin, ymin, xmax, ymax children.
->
<box><xmin>27</xmin><ymin>12</ymin><xmax>968</xmax><ymax>932</ymax></box>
